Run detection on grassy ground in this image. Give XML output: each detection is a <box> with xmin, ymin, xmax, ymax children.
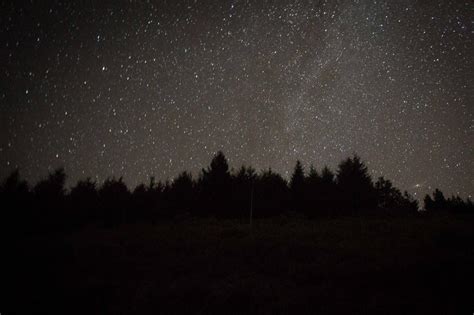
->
<box><xmin>7</xmin><ymin>215</ymin><xmax>474</xmax><ymax>314</ymax></box>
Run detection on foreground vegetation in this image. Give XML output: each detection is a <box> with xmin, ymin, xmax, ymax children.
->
<box><xmin>6</xmin><ymin>214</ymin><xmax>474</xmax><ymax>314</ymax></box>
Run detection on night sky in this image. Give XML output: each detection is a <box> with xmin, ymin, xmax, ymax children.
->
<box><xmin>0</xmin><ymin>0</ymin><xmax>472</xmax><ymax>199</ymax></box>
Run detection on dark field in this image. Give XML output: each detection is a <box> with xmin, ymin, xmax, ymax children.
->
<box><xmin>7</xmin><ymin>215</ymin><xmax>474</xmax><ymax>314</ymax></box>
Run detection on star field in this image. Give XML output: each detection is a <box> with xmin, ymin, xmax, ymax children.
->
<box><xmin>0</xmin><ymin>0</ymin><xmax>472</xmax><ymax>199</ymax></box>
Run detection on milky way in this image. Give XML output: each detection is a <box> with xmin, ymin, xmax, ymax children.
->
<box><xmin>0</xmin><ymin>0</ymin><xmax>472</xmax><ymax>199</ymax></box>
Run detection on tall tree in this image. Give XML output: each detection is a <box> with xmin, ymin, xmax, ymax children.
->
<box><xmin>34</xmin><ymin>168</ymin><xmax>67</xmax><ymax>200</ymax></box>
<box><xmin>424</xmin><ymin>188</ymin><xmax>447</xmax><ymax>212</ymax></box>
<box><xmin>34</xmin><ymin>168</ymin><xmax>67</xmax><ymax>230</ymax></box>
<box><xmin>319</xmin><ymin>166</ymin><xmax>336</xmax><ymax>216</ymax></box>
<box><xmin>231</xmin><ymin>165</ymin><xmax>257</xmax><ymax>219</ymax></box>
<box><xmin>169</xmin><ymin>171</ymin><xmax>194</xmax><ymax>215</ymax></box>
<box><xmin>197</xmin><ymin>151</ymin><xmax>232</xmax><ymax>217</ymax></box>
<box><xmin>305</xmin><ymin>165</ymin><xmax>322</xmax><ymax>218</ymax></box>
<box><xmin>374</xmin><ymin>177</ymin><xmax>418</xmax><ymax>214</ymax></box>
<box><xmin>336</xmin><ymin>155</ymin><xmax>376</xmax><ymax>215</ymax></box>
<box><xmin>69</xmin><ymin>178</ymin><xmax>99</xmax><ymax>226</ymax></box>
<box><xmin>289</xmin><ymin>160</ymin><xmax>306</xmax><ymax>213</ymax></box>
<box><xmin>0</xmin><ymin>169</ymin><xmax>31</xmax><ymax>234</ymax></box>
<box><xmin>255</xmin><ymin>168</ymin><xmax>289</xmax><ymax>217</ymax></box>
<box><xmin>99</xmin><ymin>177</ymin><xmax>130</xmax><ymax>226</ymax></box>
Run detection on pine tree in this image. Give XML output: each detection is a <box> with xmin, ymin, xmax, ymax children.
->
<box><xmin>290</xmin><ymin>160</ymin><xmax>306</xmax><ymax>213</ymax></box>
<box><xmin>197</xmin><ymin>151</ymin><xmax>232</xmax><ymax>217</ymax></box>
<box><xmin>336</xmin><ymin>155</ymin><xmax>376</xmax><ymax>215</ymax></box>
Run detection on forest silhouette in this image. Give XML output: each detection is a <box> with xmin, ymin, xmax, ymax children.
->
<box><xmin>1</xmin><ymin>151</ymin><xmax>472</xmax><ymax>234</ymax></box>
<box><xmin>4</xmin><ymin>152</ymin><xmax>474</xmax><ymax>315</ymax></box>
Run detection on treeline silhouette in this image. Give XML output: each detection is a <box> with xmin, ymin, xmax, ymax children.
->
<box><xmin>1</xmin><ymin>151</ymin><xmax>472</xmax><ymax>234</ymax></box>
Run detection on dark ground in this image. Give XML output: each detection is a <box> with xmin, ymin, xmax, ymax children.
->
<box><xmin>5</xmin><ymin>214</ymin><xmax>474</xmax><ymax>314</ymax></box>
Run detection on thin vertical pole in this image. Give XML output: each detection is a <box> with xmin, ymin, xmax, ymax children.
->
<box><xmin>250</xmin><ymin>180</ymin><xmax>254</xmax><ymax>227</ymax></box>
